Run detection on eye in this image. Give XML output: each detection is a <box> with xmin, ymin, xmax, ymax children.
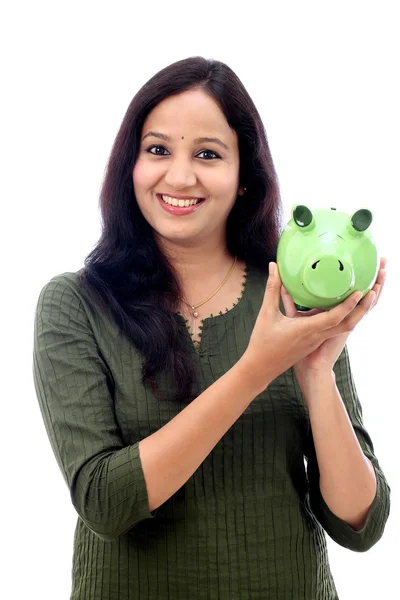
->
<box><xmin>146</xmin><ymin>145</ymin><xmax>170</xmax><ymax>156</ymax></box>
<box><xmin>146</xmin><ymin>145</ymin><xmax>221</xmax><ymax>160</ymax></box>
<box><xmin>197</xmin><ymin>150</ymin><xmax>221</xmax><ymax>160</ymax></box>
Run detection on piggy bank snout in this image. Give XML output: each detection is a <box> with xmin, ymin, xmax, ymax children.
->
<box><xmin>302</xmin><ymin>255</ymin><xmax>354</xmax><ymax>299</ymax></box>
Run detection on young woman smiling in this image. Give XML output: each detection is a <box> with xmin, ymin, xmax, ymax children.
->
<box><xmin>33</xmin><ymin>56</ymin><xmax>390</xmax><ymax>600</ymax></box>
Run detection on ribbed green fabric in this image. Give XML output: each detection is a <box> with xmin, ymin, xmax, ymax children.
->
<box><xmin>32</xmin><ymin>263</ymin><xmax>390</xmax><ymax>600</ymax></box>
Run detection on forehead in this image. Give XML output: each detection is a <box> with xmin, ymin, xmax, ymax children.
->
<box><xmin>142</xmin><ymin>89</ymin><xmax>237</xmax><ymax>145</ymax></box>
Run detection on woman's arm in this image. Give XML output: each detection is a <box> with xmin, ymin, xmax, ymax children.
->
<box><xmin>33</xmin><ymin>275</ymin><xmax>265</xmax><ymax>541</ymax></box>
<box><xmin>139</xmin><ymin>359</ymin><xmax>262</xmax><ymax>512</ymax></box>
<box><xmin>302</xmin><ymin>370</ymin><xmax>377</xmax><ymax>530</ymax></box>
<box><xmin>301</xmin><ymin>345</ymin><xmax>391</xmax><ymax>552</ymax></box>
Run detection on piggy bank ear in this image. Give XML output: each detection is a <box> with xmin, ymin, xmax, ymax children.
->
<box><xmin>292</xmin><ymin>205</ymin><xmax>315</xmax><ymax>230</ymax></box>
<box><xmin>349</xmin><ymin>209</ymin><xmax>373</xmax><ymax>232</ymax></box>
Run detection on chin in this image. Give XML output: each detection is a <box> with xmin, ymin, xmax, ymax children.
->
<box><xmin>156</xmin><ymin>226</ymin><xmax>202</xmax><ymax>245</ymax></box>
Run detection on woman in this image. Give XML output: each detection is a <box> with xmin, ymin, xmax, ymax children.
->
<box><xmin>33</xmin><ymin>56</ymin><xmax>390</xmax><ymax>599</ymax></box>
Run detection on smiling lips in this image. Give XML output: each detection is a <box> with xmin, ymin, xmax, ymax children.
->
<box><xmin>157</xmin><ymin>193</ymin><xmax>206</xmax><ymax>215</ymax></box>
<box><xmin>160</xmin><ymin>194</ymin><xmax>204</xmax><ymax>207</ymax></box>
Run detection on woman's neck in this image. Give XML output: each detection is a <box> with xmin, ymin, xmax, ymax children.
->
<box><xmin>159</xmin><ymin>238</ymin><xmax>235</xmax><ymax>288</ymax></box>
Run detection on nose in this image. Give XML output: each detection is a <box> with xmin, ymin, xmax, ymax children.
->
<box><xmin>302</xmin><ymin>255</ymin><xmax>354</xmax><ymax>299</ymax></box>
<box><xmin>163</xmin><ymin>156</ymin><xmax>197</xmax><ymax>190</ymax></box>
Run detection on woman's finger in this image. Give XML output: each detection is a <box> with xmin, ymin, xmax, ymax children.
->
<box><xmin>337</xmin><ymin>289</ymin><xmax>377</xmax><ymax>330</ymax></box>
<box><xmin>322</xmin><ymin>289</ymin><xmax>376</xmax><ymax>337</ymax></box>
<box><xmin>278</xmin><ymin>258</ymin><xmax>386</xmax><ymax>327</ymax></box>
<box><xmin>281</xmin><ymin>286</ymin><xmax>326</xmax><ymax>318</ymax></box>
<box><xmin>302</xmin><ymin>289</ymin><xmax>364</xmax><ymax>333</ymax></box>
<box><xmin>373</xmin><ymin>270</ymin><xmax>386</xmax><ymax>304</ymax></box>
<box><xmin>373</xmin><ymin>257</ymin><xmax>386</xmax><ymax>304</ymax></box>
<box><xmin>280</xmin><ymin>286</ymin><xmax>297</xmax><ymax>318</ymax></box>
<box><xmin>263</xmin><ymin>262</ymin><xmax>284</xmax><ymax>315</ymax></box>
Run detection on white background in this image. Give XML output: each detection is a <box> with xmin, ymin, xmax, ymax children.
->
<box><xmin>1</xmin><ymin>1</ymin><xmax>399</xmax><ymax>598</ymax></box>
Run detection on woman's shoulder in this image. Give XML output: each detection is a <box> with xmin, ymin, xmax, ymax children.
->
<box><xmin>35</xmin><ymin>269</ymin><xmax>86</xmax><ymax>312</ymax></box>
<box><xmin>34</xmin><ymin>268</ymin><xmax>114</xmax><ymax>332</ymax></box>
<box><xmin>34</xmin><ymin>268</ymin><xmax>123</xmax><ymax>346</ymax></box>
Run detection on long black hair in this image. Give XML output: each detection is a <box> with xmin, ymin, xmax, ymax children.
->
<box><xmin>77</xmin><ymin>56</ymin><xmax>284</xmax><ymax>403</ymax></box>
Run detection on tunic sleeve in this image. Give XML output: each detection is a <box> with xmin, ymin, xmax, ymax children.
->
<box><xmin>303</xmin><ymin>344</ymin><xmax>391</xmax><ymax>552</ymax></box>
<box><xmin>32</xmin><ymin>275</ymin><xmax>156</xmax><ymax>541</ymax></box>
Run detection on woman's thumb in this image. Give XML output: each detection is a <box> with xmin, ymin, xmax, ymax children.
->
<box><xmin>263</xmin><ymin>261</ymin><xmax>281</xmax><ymax>308</ymax></box>
<box><xmin>269</xmin><ymin>262</ymin><xmax>276</xmax><ymax>277</ymax></box>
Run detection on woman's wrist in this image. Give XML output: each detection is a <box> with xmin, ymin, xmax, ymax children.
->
<box><xmin>236</xmin><ymin>352</ymin><xmax>274</xmax><ymax>395</ymax></box>
<box><xmin>295</xmin><ymin>368</ymin><xmax>336</xmax><ymax>409</ymax></box>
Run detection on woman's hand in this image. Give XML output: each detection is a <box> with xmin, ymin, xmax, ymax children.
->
<box><xmin>280</xmin><ymin>257</ymin><xmax>386</xmax><ymax>386</ymax></box>
<box><xmin>240</xmin><ymin>259</ymin><xmax>386</xmax><ymax>393</ymax></box>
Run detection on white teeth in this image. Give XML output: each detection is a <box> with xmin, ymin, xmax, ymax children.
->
<box><xmin>161</xmin><ymin>194</ymin><xmax>201</xmax><ymax>207</ymax></box>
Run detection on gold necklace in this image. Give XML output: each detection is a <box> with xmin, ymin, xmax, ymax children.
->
<box><xmin>180</xmin><ymin>256</ymin><xmax>238</xmax><ymax>318</ymax></box>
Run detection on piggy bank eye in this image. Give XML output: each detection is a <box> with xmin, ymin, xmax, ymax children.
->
<box><xmin>351</xmin><ymin>209</ymin><xmax>373</xmax><ymax>232</ymax></box>
<box><xmin>293</xmin><ymin>205</ymin><xmax>313</xmax><ymax>228</ymax></box>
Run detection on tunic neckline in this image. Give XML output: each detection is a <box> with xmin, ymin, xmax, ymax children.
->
<box><xmin>175</xmin><ymin>263</ymin><xmax>260</xmax><ymax>353</ymax></box>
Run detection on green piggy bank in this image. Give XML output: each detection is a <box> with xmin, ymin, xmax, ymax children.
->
<box><xmin>276</xmin><ymin>205</ymin><xmax>379</xmax><ymax>311</ymax></box>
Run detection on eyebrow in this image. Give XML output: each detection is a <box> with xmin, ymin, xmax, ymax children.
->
<box><xmin>141</xmin><ymin>131</ymin><xmax>229</xmax><ymax>151</ymax></box>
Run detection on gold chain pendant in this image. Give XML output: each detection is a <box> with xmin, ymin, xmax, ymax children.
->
<box><xmin>183</xmin><ymin>256</ymin><xmax>237</xmax><ymax>320</ymax></box>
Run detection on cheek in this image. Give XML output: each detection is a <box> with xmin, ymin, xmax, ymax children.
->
<box><xmin>133</xmin><ymin>159</ymin><xmax>164</xmax><ymax>194</ymax></box>
<box><xmin>208</xmin><ymin>165</ymin><xmax>238</xmax><ymax>196</ymax></box>
<box><xmin>132</xmin><ymin>161</ymin><xmax>147</xmax><ymax>188</ymax></box>
<box><xmin>212</xmin><ymin>175</ymin><xmax>239</xmax><ymax>210</ymax></box>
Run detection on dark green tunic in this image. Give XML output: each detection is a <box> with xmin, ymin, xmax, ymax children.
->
<box><xmin>32</xmin><ymin>263</ymin><xmax>390</xmax><ymax>599</ymax></box>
